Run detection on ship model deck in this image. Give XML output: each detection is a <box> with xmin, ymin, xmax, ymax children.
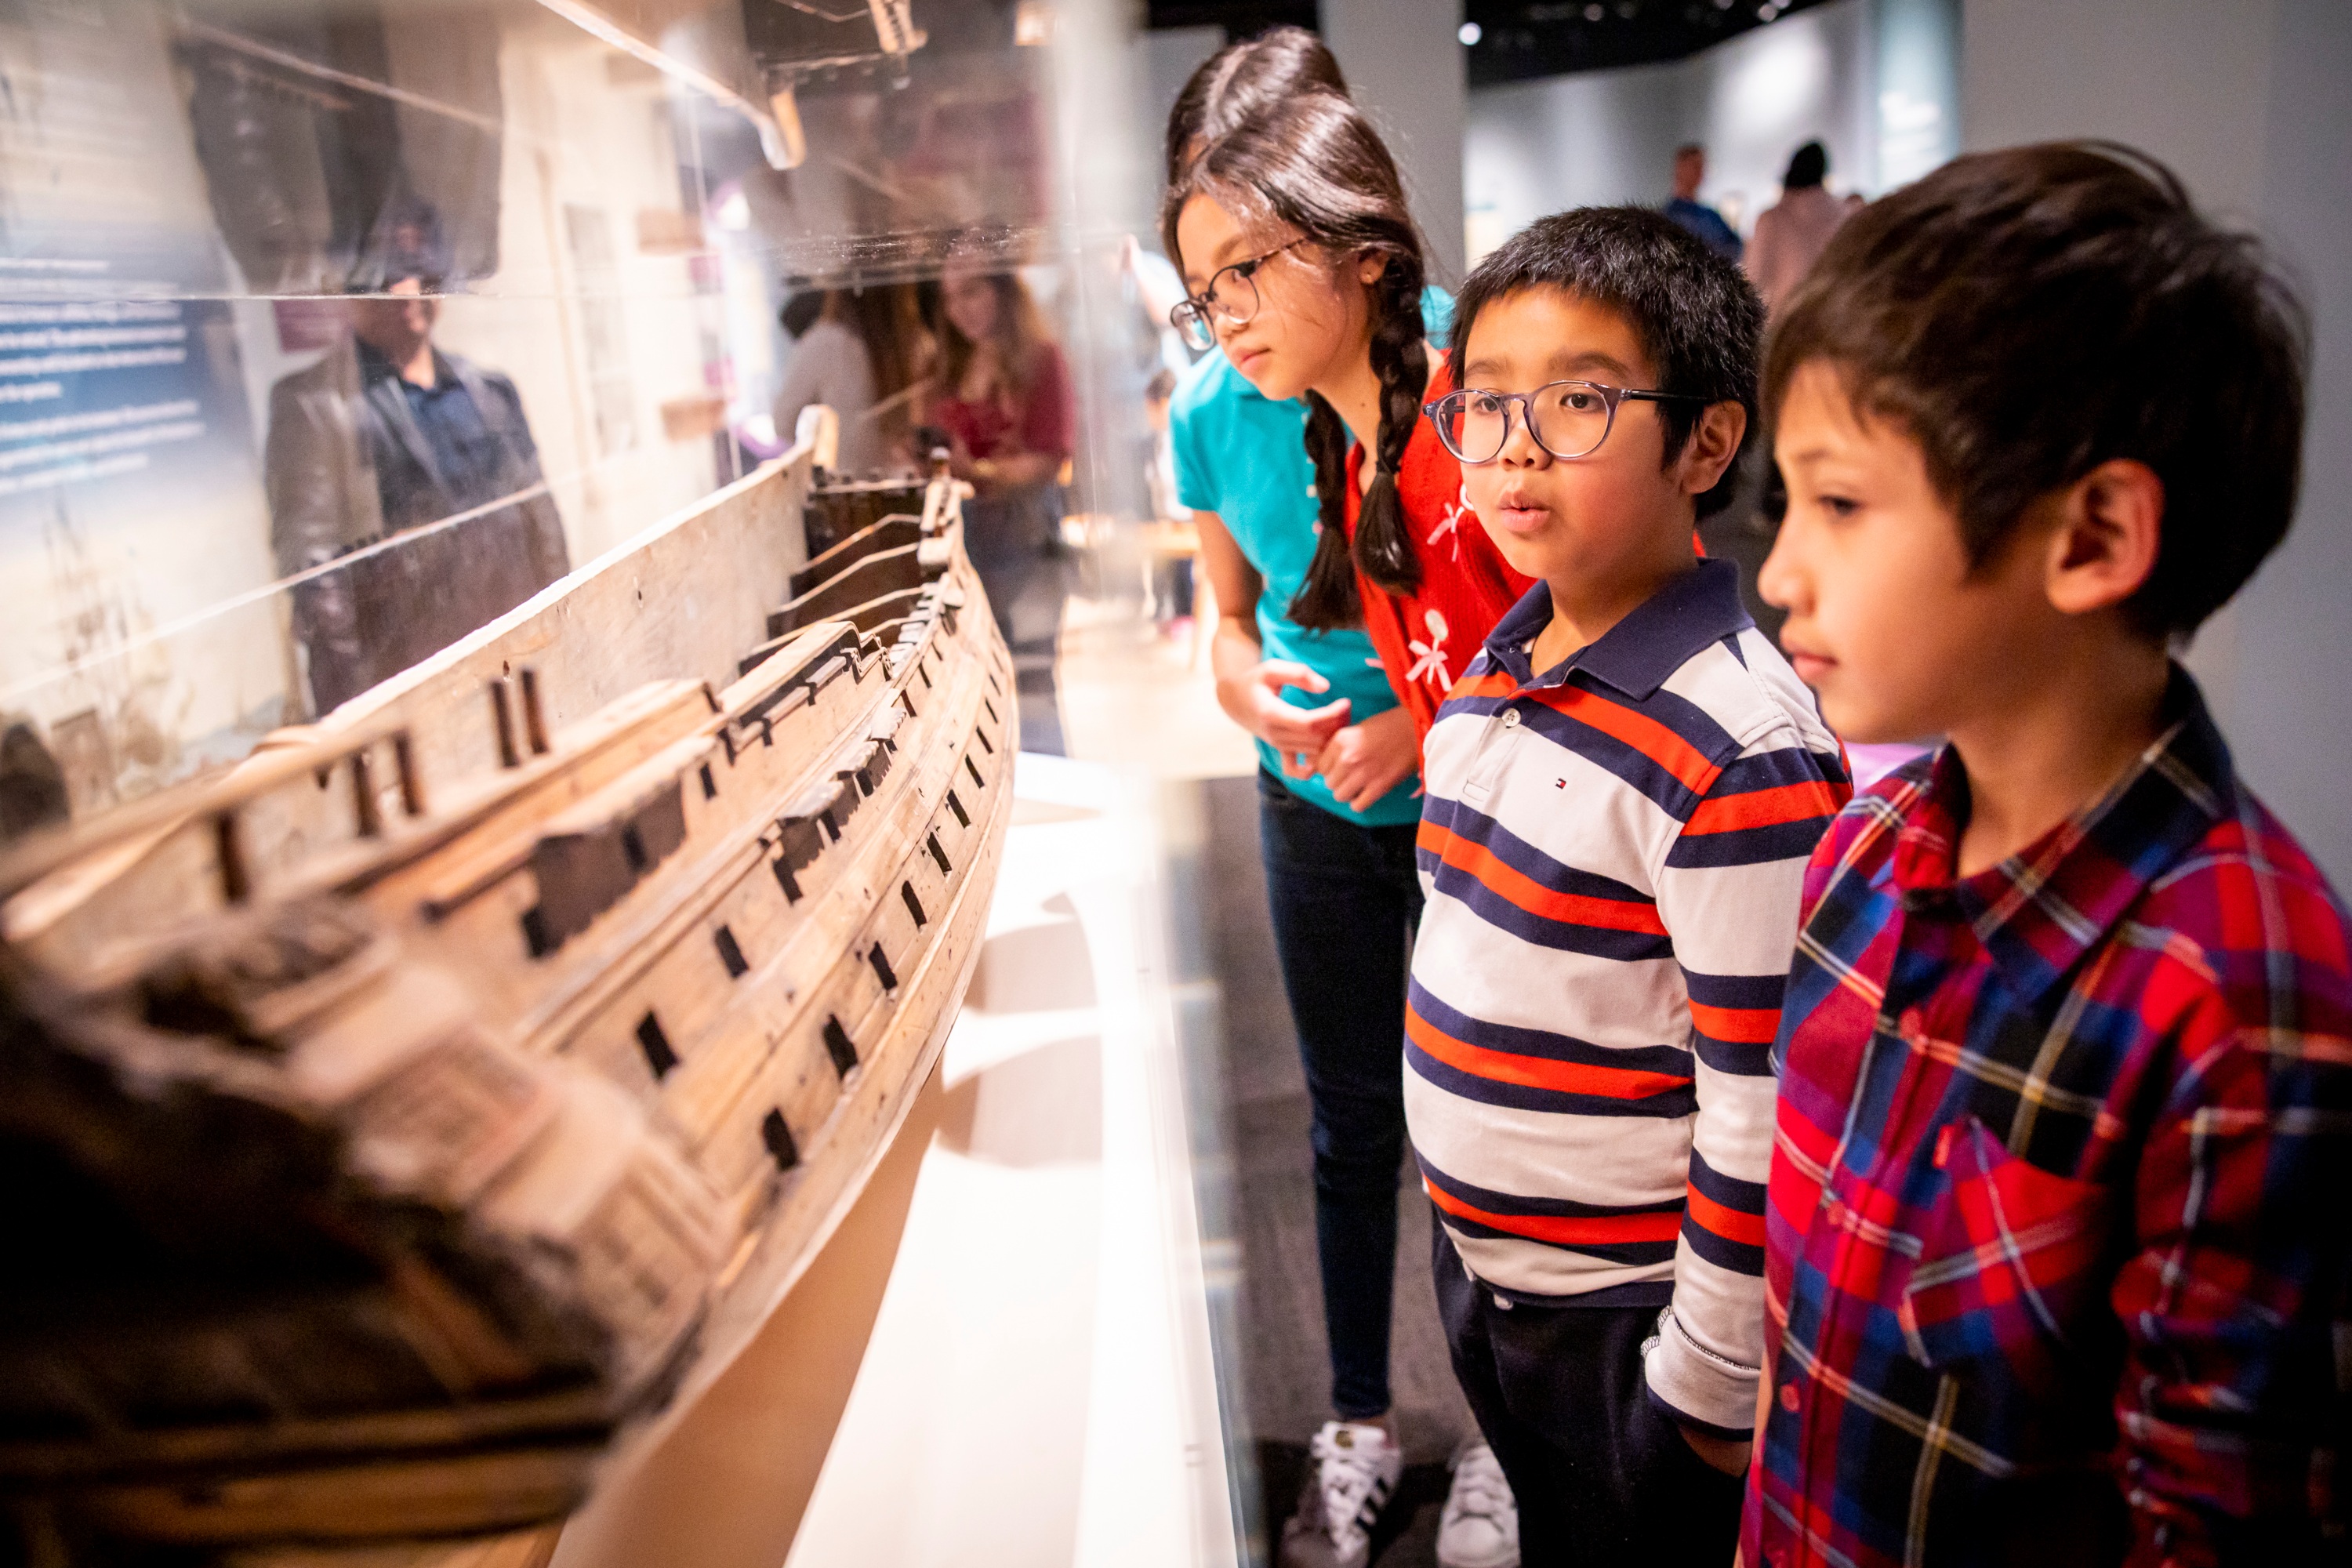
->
<box><xmin>0</xmin><ymin>441</ymin><xmax>1014</xmax><ymax>1558</ymax></box>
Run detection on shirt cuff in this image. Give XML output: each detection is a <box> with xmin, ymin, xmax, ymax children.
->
<box><xmin>1642</xmin><ymin>1305</ymin><xmax>1759</xmax><ymax>1436</ymax></box>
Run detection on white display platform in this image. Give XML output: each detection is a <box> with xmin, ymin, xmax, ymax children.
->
<box><xmin>544</xmin><ymin>753</ymin><xmax>1236</xmax><ymax>1568</ymax></box>
<box><xmin>780</xmin><ymin>752</ymin><xmax>1238</xmax><ymax>1568</ymax></box>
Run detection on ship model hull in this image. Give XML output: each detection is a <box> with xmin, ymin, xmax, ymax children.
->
<box><xmin>0</xmin><ymin>446</ymin><xmax>1014</xmax><ymax>1556</ymax></box>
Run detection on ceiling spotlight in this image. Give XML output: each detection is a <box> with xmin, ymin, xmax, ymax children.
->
<box><xmin>1458</xmin><ymin>20</ymin><xmax>1482</xmax><ymax>43</ymax></box>
<box><xmin>1584</xmin><ymin>2</ymin><xmax>1603</xmax><ymax>18</ymax></box>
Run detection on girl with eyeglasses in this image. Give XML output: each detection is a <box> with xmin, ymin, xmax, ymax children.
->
<box><xmin>1167</xmin><ymin>96</ymin><xmax>1531</xmax><ymax>760</ymax></box>
<box><xmin>1161</xmin><ymin>61</ymin><xmax>1531</xmax><ymax>1568</ymax></box>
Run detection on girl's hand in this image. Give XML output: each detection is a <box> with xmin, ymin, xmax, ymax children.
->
<box><xmin>1218</xmin><ymin>659</ymin><xmax>1351</xmax><ymax>775</ymax></box>
<box><xmin>1312</xmin><ymin>705</ymin><xmax>1418</xmax><ymax>811</ymax></box>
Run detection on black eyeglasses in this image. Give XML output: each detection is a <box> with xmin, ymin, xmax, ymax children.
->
<box><xmin>1169</xmin><ymin>238</ymin><xmax>1310</xmax><ymax>352</ymax></box>
<box><xmin>1424</xmin><ymin>380</ymin><xmax>1704</xmax><ymax>464</ymax></box>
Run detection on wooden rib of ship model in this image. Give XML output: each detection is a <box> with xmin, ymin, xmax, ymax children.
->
<box><xmin>0</xmin><ymin>426</ymin><xmax>1014</xmax><ymax>1560</ymax></box>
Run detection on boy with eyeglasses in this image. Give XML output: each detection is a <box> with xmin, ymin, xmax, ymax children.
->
<box><xmin>1747</xmin><ymin>144</ymin><xmax>2348</xmax><ymax>1567</ymax></box>
<box><xmin>1406</xmin><ymin>207</ymin><xmax>1849</xmax><ymax>1565</ymax></box>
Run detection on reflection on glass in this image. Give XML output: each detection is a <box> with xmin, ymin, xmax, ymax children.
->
<box><xmin>775</xmin><ymin>287</ymin><xmax>880</xmax><ymax>474</ymax></box>
<box><xmin>0</xmin><ymin>0</ymin><xmax>1090</xmax><ymax>842</ymax></box>
<box><xmin>0</xmin><ymin>0</ymin><xmax>1278</xmax><ymax>1552</ymax></box>
<box><xmin>929</xmin><ymin>258</ymin><xmax>1075</xmax><ymax>752</ymax></box>
<box><xmin>267</xmin><ymin>254</ymin><xmax>567</xmax><ymax>714</ymax></box>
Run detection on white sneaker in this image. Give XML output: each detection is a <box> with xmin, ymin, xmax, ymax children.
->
<box><xmin>1436</xmin><ymin>1439</ymin><xmax>1519</xmax><ymax>1568</ymax></box>
<box><xmin>1277</xmin><ymin>1420</ymin><xmax>1403</xmax><ymax>1568</ymax></box>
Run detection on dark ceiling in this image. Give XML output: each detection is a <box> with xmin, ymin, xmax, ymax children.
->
<box><xmin>1145</xmin><ymin>0</ymin><xmax>1318</xmax><ymax>38</ymax></box>
<box><xmin>1144</xmin><ymin>0</ymin><xmax>1838</xmax><ymax>87</ymax></box>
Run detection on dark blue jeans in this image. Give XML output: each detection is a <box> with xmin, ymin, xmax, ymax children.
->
<box><xmin>1257</xmin><ymin>767</ymin><xmax>1425</xmax><ymax>1421</ymax></box>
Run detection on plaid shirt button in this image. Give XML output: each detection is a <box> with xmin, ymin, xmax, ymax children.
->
<box><xmin>1779</xmin><ymin>1382</ymin><xmax>1800</xmax><ymax>1413</ymax></box>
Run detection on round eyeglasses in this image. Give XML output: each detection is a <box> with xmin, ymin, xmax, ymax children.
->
<box><xmin>1424</xmin><ymin>380</ymin><xmax>1704</xmax><ymax>465</ymax></box>
<box><xmin>1168</xmin><ymin>238</ymin><xmax>1309</xmax><ymax>352</ymax></box>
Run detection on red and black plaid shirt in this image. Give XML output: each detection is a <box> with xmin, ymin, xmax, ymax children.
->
<box><xmin>1744</xmin><ymin>671</ymin><xmax>2352</xmax><ymax>1568</ymax></box>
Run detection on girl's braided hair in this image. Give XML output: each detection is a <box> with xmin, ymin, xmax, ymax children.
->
<box><xmin>1161</xmin><ymin>93</ymin><xmax>1429</xmax><ymax>632</ymax></box>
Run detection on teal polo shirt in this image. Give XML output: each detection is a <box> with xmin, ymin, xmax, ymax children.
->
<box><xmin>1170</xmin><ymin>288</ymin><xmax>1453</xmax><ymax>828</ymax></box>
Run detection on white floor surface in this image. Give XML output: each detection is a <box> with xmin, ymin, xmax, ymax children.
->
<box><xmin>782</xmin><ymin>752</ymin><xmax>1237</xmax><ymax>1568</ymax></box>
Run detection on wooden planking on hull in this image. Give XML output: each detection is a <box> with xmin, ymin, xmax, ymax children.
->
<box><xmin>0</xmin><ymin>440</ymin><xmax>1016</xmax><ymax>1559</ymax></box>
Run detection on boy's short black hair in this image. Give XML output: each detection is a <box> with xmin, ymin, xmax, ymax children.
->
<box><xmin>1449</xmin><ymin>206</ymin><xmax>1764</xmax><ymax>520</ymax></box>
<box><xmin>1764</xmin><ymin>141</ymin><xmax>2309</xmax><ymax>639</ymax></box>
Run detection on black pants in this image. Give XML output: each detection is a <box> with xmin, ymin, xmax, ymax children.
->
<box><xmin>1258</xmin><ymin>768</ymin><xmax>1424</xmax><ymax>1420</ymax></box>
<box><xmin>1433</xmin><ymin>1224</ymin><xmax>1744</xmax><ymax>1567</ymax></box>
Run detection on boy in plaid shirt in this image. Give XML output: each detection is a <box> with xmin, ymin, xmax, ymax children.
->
<box><xmin>1746</xmin><ymin>144</ymin><xmax>2351</xmax><ymax>1566</ymax></box>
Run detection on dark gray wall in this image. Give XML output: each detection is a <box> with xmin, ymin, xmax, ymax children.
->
<box><xmin>2230</xmin><ymin>0</ymin><xmax>2352</xmax><ymax>888</ymax></box>
<box><xmin>1327</xmin><ymin>0</ymin><xmax>1470</xmax><ymax>282</ymax></box>
<box><xmin>1963</xmin><ymin>0</ymin><xmax>2352</xmax><ymax>888</ymax></box>
<box><xmin>1466</xmin><ymin>0</ymin><xmax>1877</xmax><ymax>261</ymax></box>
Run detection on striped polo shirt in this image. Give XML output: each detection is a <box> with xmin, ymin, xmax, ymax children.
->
<box><xmin>1405</xmin><ymin>559</ymin><xmax>1849</xmax><ymax>1435</ymax></box>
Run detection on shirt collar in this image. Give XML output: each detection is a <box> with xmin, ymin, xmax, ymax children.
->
<box><xmin>1890</xmin><ymin>666</ymin><xmax>2237</xmax><ymax>996</ymax></box>
<box><xmin>357</xmin><ymin>339</ymin><xmax>452</xmax><ymax>393</ymax></box>
<box><xmin>1481</xmin><ymin>557</ymin><xmax>1752</xmax><ymax>699</ymax></box>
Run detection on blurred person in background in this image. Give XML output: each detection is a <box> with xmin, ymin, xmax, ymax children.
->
<box><xmin>1142</xmin><ymin>366</ymin><xmax>1198</xmax><ymax>638</ymax></box>
<box><xmin>773</xmin><ymin>286</ymin><xmax>883</xmax><ymax>474</ymax></box>
<box><xmin>927</xmin><ymin>259</ymin><xmax>1075</xmax><ymax>753</ymax></box>
<box><xmin>1744</xmin><ymin>140</ymin><xmax>1861</xmax><ymax>316</ymax></box>
<box><xmin>1664</xmin><ymin>142</ymin><xmax>1742</xmax><ymax>263</ymax></box>
<box><xmin>267</xmin><ymin>203</ymin><xmax>566</xmax><ymax>716</ymax></box>
<box><xmin>1167</xmin><ymin>53</ymin><xmax>1531</xmax><ymax>1568</ymax></box>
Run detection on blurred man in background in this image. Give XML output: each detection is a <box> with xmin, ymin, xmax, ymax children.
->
<box><xmin>1664</xmin><ymin>142</ymin><xmax>1743</xmax><ymax>262</ymax></box>
<box><xmin>267</xmin><ymin>205</ymin><xmax>568</xmax><ymax>714</ymax></box>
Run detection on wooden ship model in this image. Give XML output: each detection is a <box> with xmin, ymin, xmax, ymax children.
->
<box><xmin>0</xmin><ymin>426</ymin><xmax>1014</xmax><ymax>1560</ymax></box>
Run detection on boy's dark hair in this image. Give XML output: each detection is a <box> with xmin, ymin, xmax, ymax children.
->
<box><xmin>1163</xmin><ymin>27</ymin><xmax>1347</xmax><ymax>187</ymax></box>
<box><xmin>1764</xmin><ymin>141</ymin><xmax>2310</xmax><ymax>638</ymax></box>
<box><xmin>1448</xmin><ymin>206</ymin><xmax>1764</xmax><ymax>520</ymax></box>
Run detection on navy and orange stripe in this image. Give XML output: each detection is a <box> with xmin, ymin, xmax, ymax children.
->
<box><xmin>1406</xmin><ymin>982</ymin><xmax>1695</xmax><ymax>1118</ymax></box>
<box><xmin>1418</xmin><ymin>1152</ymin><xmax>1684</xmax><ymax>1265</ymax></box>
<box><xmin>1488</xmin><ymin>680</ymin><xmax>1736</xmax><ymax>820</ymax></box>
<box><xmin>1671</xmin><ymin>747</ymin><xmax>1853</xmax><ymax>868</ymax></box>
<box><xmin>1685</xmin><ymin>970</ymin><xmax>1786</xmax><ymax>1076</ymax></box>
<box><xmin>1436</xmin><ymin>663</ymin><xmax>1516</xmax><ymax>717</ymax></box>
<box><xmin>1682</xmin><ymin>1149</ymin><xmax>1767</xmax><ymax>1275</ymax></box>
<box><xmin>1417</xmin><ymin>797</ymin><xmax>1673</xmax><ymax>960</ymax></box>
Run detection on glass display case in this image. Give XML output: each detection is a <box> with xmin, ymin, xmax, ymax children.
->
<box><xmin>0</xmin><ymin>2</ymin><xmax>1254</xmax><ymax>1563</ymax></box>
<box><xmin>0</xmin><ymin>0</ymin><xmax>1161</xmax><ymax>829</ymax></box>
